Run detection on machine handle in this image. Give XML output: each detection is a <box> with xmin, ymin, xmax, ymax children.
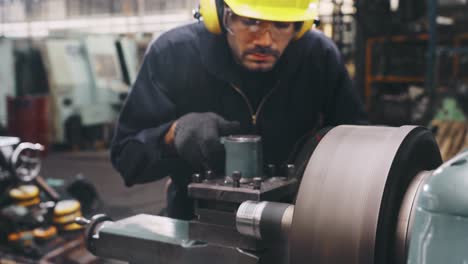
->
<box><xmin>35</xmin><ymin>176</ymin><xmax>61</xmax><ymax>202</ymax></box>
<box><xmin>76</xmin><ymin>214</ymin><xmax>113</xmax><ymax>255</ymax></box>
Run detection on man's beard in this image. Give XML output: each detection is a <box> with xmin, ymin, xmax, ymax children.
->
<box><xmin>241</xmin><ymin>46</ymin><xmax>280</xmax><ymax>72</ymax></box>
<box><xmin>244</xmin><ymin>62</ymin><xmax>275</xmax><ymax>72</ymax></box>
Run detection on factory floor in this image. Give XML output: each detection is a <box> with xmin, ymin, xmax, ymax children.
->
<box><xmin>41</xmin><ymin>150</ymin><xmax>167</xmax><ymax>220</ymax></box>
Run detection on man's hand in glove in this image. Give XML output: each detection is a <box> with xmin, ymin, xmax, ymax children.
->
<box><xmin>164</xmin><ymin>112</ymin><xmax>240</xmax><ymax>171</ymax></box>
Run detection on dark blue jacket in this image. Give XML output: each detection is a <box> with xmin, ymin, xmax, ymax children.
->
<box><xmin>111</xmin><ymin>22</ymin><xmax>367</xmax><ymax>218</ymax></box>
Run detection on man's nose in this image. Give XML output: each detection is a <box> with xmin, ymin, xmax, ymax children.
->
<box><xmin>253</xmin><ymin>27</ymin><xmax>273</xmax><ymax>47</ymax></box>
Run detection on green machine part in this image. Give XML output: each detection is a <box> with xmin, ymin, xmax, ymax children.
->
<box><xmin>0</xmin><ymin>39</ymin><xmax>16</xmax><ymax>128</ymax></box>
<box><xmin>408</xmin><ymin>149</ymin><xmax>468</xmax><ymax>264</ymax></box>
<box><xmin>84</xmin><ymin>35</ymin><xmax>129</xmax><ymax>124</ymax></box>
<box><xmin>44</xmin><ymin>39</ymin><xmax>95</xmax><ymax>143</ymax></box>
<box><xmin>433</xmin><ymin>97</ymin><xmax>467</xmax><ymax>122</ymax></box>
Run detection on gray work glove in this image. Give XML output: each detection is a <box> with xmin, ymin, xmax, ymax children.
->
<box><xmin>174</xmin><ymin>112</ymin><xmax>240</xmax><ymax>172</ymax></box>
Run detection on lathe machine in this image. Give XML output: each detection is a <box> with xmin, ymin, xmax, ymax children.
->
<box><xmin>79</xmin><ymin>125</ymin><xmax>468</xmax><ymax>264</ymax></box>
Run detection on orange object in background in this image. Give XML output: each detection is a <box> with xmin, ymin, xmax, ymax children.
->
<box><xmin>7</xmin><ymin>96</ymin><xmax>49</xmax><ymax>153</ymax></box>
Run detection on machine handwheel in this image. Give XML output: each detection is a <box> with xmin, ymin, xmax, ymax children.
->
<box><xmin>10</xmin><ymin>143</ymin><xmax>44</xmax><ymax>182</ymax></box>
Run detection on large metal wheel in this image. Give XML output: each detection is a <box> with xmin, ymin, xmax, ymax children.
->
<box><xmin>290</xmin><ymin>126</ymin><xmax>442</xmax><ymax>264</ymax></box>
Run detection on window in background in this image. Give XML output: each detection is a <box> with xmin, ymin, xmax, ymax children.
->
<box><xmin>0</xmin><ymin>0</ymin><xmax>194</xmax><ymax>37</ymax></box>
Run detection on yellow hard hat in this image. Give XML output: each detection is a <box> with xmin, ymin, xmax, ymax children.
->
<box><xmin>224</xmin><ymin>0</ymin><xmax>318</xmax><ymax>22</ymax></box>
<box><xmin>199</xmin><ymin>0</ymin><xmax>318</xmax><ymax>39</ymax></box>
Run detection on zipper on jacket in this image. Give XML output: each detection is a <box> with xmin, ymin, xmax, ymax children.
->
<box><xmin>255</xmin><ymin>81</ymin><xmax>281</xmax><ymax>126</ymax></box>
<box><xmin>229</xmin><ymin>81</ymin><xmax>281</xmax><ymax>128</ymax></box>
<box><xmin>230</xmin><ymin>84</ymin><xmax>256</xmax><ymax>125</ymax></box>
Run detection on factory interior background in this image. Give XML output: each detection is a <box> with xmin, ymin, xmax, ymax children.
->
<box><xmin>0</xmin><ymin>0</ymin><xmax>467</xmax><ymax>263</ymax></box>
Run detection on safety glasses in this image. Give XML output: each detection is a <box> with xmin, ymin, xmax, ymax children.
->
<box><xmin>223</xmin><ymin>8</ymin><xmax>297</xmax><ymax>41</ymax></box>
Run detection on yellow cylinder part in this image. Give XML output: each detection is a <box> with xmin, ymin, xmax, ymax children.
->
<box><xmin>60</xmin><ymin>222</ymin><xmax>85</xmax><ymax>231</ymax></box>
<box><xmin>224</xmin><ymin>0</ymin><xmax>318</xmax><ymax>22</ymax></box>
<box><xmin>17</xmin><ymin>197</ymin><xmax>41</xmax><ymax>207</ymax></box>
<box><xmin>33</xmin><ymin>226</ymin><xmax>58</xmax><ymax>240</ymax></box>
<box><xmin>9</xmin><ymin>185</ymin><xmax>40</xmax><ymax>201</ymax></box>
<box><xmin>8</xmin><ymin>231</ymin><xmax>33</xmax><ymax>242</ymax></box>
<box><xmin>8</xmin><ymin>232</ymin><xmax>22</xmax><ymax>242</ymax></box>
<box><xmin>53</xmin><ymin>211</ymin><xmax>83</xmax><ymax>225</ymax></box>
<box><xmin>54</xmin><ymin>200</ymin><xmax>81</xmax><ymax>217</ymax></box>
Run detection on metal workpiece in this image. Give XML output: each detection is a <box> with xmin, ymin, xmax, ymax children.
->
<box><xmin>290</xmin><ymin>125</ymin><xmax>442</xmax><ymax>264</ymax></box>
<box><xmin>236</xmin><ymin>201</ymin><xmax>293</xmax><ymax>241</ymax></box>
<box><xmin>237</xmin><ymin>201</ymin><xmax>268</xmax><ymax>239</ymax></box>
<box><xmin>189</xmin><ymin>162</ymin><xmax>296</xmax><ymax>251</ymax></box>
<box><xmin>89</xmin><ymin>214</ymin><xmax>260</xmax><ymax>264</ymax></box>
<box><xmin>222</xmin><ymin>135</ymin><xmax>263</xmax><ymax>180</ymax></box>
<box><xmin>281</xmin><ymin>205</ymin><xmax>294</xmax><ymax>237</ymax></box>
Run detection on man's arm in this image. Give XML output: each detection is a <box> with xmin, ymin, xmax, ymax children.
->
<box><xmin>110</xmin><ymin>43</ymin><xmax>189</xmax><ymax>187</ymax></box>
<box><xmin>322</xmin><ymin>42</ymin><xmax>369</xmax><ymax>126</ymax></box>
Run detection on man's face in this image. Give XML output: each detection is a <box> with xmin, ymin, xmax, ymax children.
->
<box><xmin>224</xmin><ymin>8</ymin><xmax>297</xmax><ymax>72</ymax></box>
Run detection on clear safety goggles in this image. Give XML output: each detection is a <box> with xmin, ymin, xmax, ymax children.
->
<box><xmin>223</xmin><ymin>8</ymin><xmax>298</xmax><ymax>41</ymax></box>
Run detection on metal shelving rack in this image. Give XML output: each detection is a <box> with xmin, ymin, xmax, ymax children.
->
<box><xmin>426</xmin><ymin>0</ymin><xmax>468</xmax><ymax>94</ymax></box>
<box><xmin>365</xmin><ymin>33</ymin><xmax>428</xmax><ymax>109</ymax></box>
<box><xmin>426</xmin><ymin>0</ymin><xmax>438</xmax><ymax>96</ymax></box>
<box><xmin>364</xmin><ymin>0</ymin><xmax>468</xmax><ymax>111</ymax></box>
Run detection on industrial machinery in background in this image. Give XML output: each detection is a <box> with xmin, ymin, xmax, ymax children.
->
<box><xmin>43</xmin><ymin>38</ymin><xmax>95</xmax><ymax>146</ymax></box>
<box><xmin>0</xmin><ymin>38</ymin><xmax>16</xmax><ymax>133</ymax></box>
<box><xmin>358</xmin><ymin>0</ymin><xmax>468</xmax><ymax>128</ymax></box>
<box><xmin>42</xmin><ymin>35</ymin><xmax>139</xmax><ymax>147</ymax></box>
<box><xmin>316</xmin><ymin>0</ymin><xmax>356</xmax><ymax>77</ymax></box>
<box><xmin>116</xmin><ymin>36</ymin><xmax>140</xmax><ymax>87</ymax></box>
<box><xmin>79</xmin><ymin>125</ymin><xmax>468</xmax><ymax>264</ymax></box>
<box><xmin>2</xmin><ymin>38</ymin><xmax>51</xmax><ymax>153</ymax></box>
<box><xmin>0</xmin><ymin>34</ymin><xmax>141</xmax><ymax>147</ymax></box>
<box><xmin>84</xmin><ymin>35</ymin><xmax>130</xmax><ymax>120</ymax></box>
<box><xmin>0</xmin><ymin>137</ymin><xmax>98</xmax><ymax>262</ymax></box>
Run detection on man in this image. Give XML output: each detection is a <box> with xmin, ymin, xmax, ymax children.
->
<box><xmin>111</xmin><ymin>0</ymin><xmax>368</xmax><ymax>220</ymax></box>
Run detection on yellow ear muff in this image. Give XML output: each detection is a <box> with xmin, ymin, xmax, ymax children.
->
<box><xmin>294</xmin><ymin>20</ymin><xmax>314</xmax><ymax>40</ymax></box>
<box><xmin>200</xmin><ymin>0</ymin><xmax>223</xmax><ymax>34</ymax></box>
